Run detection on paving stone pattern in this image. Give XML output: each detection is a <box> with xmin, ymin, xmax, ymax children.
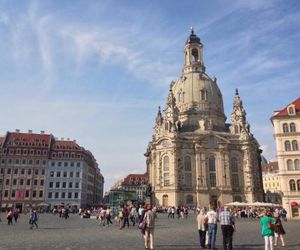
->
<box><xmin>0</xmin><ymin>213</ymin><xmax>299</xmax><ymax>250</ymax></box>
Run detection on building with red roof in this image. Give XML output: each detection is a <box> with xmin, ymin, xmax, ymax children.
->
<box><xmin>0</xmin><ymin>130</ymin><xmax>104</xmax><ymax>212</ymax></box>
<box><xmin>271</xmin><ymin>98</ymin><xmax>300</xmax><ymax>218</ymax></box>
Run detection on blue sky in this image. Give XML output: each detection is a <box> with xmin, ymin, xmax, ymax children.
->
<box><xmin>0</xmin><ymin>0</ymin><xmax>299</xmax><ymax>191</ymax></box>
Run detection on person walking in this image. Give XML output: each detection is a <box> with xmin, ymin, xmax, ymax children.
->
<box><xmin>219</xmin><ymin>206</ymin><xmax>235</xmax><ymax>250</ymax></box>
<box><xmin>207</xmin><ymin>206</ymin><xmax>218</xmax><ymax>249</ymax></box>
<box><xmin>273</xmin><ymin>212</ymin><xmax>285</xmax><ymax>247</ymax></box>
<box><xmin>29</xmin><ymin>209</ymin><xmax>38</xmax><ymax>229</ymax></box>
<box><xmin>260</xmin><ymin>209</ymin><xmax>276</xmax><ymax>250</ymax></box>
<box><xmin>13</xmin><ymin>210</ymin><xmax>19</xmax><ymax>223</ymax></box>
<box><xmin>143</xmin><ymin>204</ymin><xmax>155</xmax><ymax>250</ymax></box>
<box><xmin>197</xmin><ymin>209</ymin><xmax>208</xmax><ymax>249</ymax></box>
<box><xmin>106</xmin><ymin>206</ymin><xmax>113</xmax><ymax>226</ymax></box>
<box><xmin>6</xmin><ymin>209</ymin><xmax>13</xmax><ymax>225</ymax></box>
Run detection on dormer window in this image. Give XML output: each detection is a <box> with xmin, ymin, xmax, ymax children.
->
<box><xmin>288</xmin><ymin>105</ymin><xmax>295</xmax><ymax>115</ymax></box>
<box><xmin>200</xmin><ymin>89</ymin><xmax>208</xmax><ymax>101</ymax></box>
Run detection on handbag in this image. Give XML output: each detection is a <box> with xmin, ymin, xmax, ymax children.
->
<box><xmin>138</xmin><ymin>221</ymin><xmax>146</xmax><ymax>230</ymax></box>
<box><xmin>267</xmin><ymin>221</ymin><xmax>276</xmax><ymax>231</ymax></box>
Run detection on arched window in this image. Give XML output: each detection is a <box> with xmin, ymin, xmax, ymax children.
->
<box><xmin>282</xmin><ymin>123</ymin><xmax>289</xmax><ymax>133</ymax></box>
<box><xmin>297</xmin><ymin>180</ymin><xmax>300</xmax><ymax>191</ymax></box>
<box><xmin>287</xmin><ymin>159</ymin><xmax>294</xmax><ymax>171</ymax></box>
<box><xmin>186</xmin><ymin>195</ymin><xmax>193</xmax><ymax>204</ymax></box>
<box><xmin>285</xmin><ymin>141</ymin><xmax>291</xmax><ymax>151</ymax></box>
<box><xmin>290</xmin><ymin>123</ymin><xmax>296</xmax><ymax>132</ymax></box>
<box><xmin>191</xmin><ymin>48</ymin><xmax>199</xmax><ymax>62</ymax></box>
<box><xmin>184</xmin><ymin>156</ymin><xmax>192</xmax><ymax>187</ymax></box>
<box><xmin>294</xmin><ymin>159</ymin><xmax>300</xmax><ymax>170</ymax></box>
<box><xmin>231</xmin><ymin>158</ymin><xmax>239</xmax><ymax>187</ymax></box>
<box><xmin>292</xmin><ymin>140</ymin><xmax>298</xmax><ymax>151</ymax></box>
<box><xmin>184</xmin><ymin>156</ymin><xmax>192</xmax><ymax>171</ymax></box>
<box><xmin>163</xmin><ymin>156</ymin><xmax>169</xmax><ymax>171</ymax></box>
<box><xmin>163</xmin><ymin>156</ymin><xmax>170</xmax><ymax>186</ymax></box>
<box><xmin>200</xmin><ymin>89</ymin><xmax>208</xmax><ymax>101</ymax></box>
<box><xmin>289</xmin><ymin>179</ymin><xmax>296</xmax><ymax>191</ymax></box>
<box><xmin>208</xmin><ymin>156</ymin><xmax>216</xmax><ymax>187</ymax></box>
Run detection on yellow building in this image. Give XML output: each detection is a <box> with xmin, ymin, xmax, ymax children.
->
<box><xmin>262</xmin><ymin>162</ymin><xmax>281</xmax><ymax>204</ymax></box>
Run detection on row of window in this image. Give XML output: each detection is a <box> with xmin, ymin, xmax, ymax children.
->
<box><xmin>49</xmin><ymin>181</ymin><xmax>80</xmax><ymax>189</ymax></box>
<box><xmin>284</xmin><ymin>140</ymin><xmax>298</xmax><ymax>151</ymax></box>
<box><xmin>49</xmin><ymin>171</ymin><xmax>80</xmax><ymax>178</ymax></box>
<box><xmin>1</xmin><ymin>159</ymin><xmax>47</xmax><ymax>165</ymax></box>
<box><xmin>50</xmin><ymin>161</ymin><xmax>81</xmax><ymax>167</ymax></box>
<box><xmin>2</xmin><ymin>148</ymin><xmax>48</xmax><ymax>156</ymax></box>
<box><xmin>162</xmin><ymin>155</ymin><xmax>240</xmax><ymax>188</ymax></box>
<box><xmin>286</xmin><ymin>159</ymin><xmax>300</xmax><ymax>171</ymax></box>
<box><xmin>3</xmin><ymin>190</ymin><xmax>43</xmax><ymax>198</ymax></box>
<box><xmin>177</xmin><ymin>90</ymin><xmax>208</xmax><ymax>103</ymax></box>
<box><xmin>264</xmin><ymin>183</ymin><xmax>280</xmax><ymax>188</ymax></box>
<box><xmin>51</xmin><ymin>152</ymin><xmax>82</xmax><ymax>159</ymax></box>
<box><xmin>1</xmin><ymin>178</ymin><xmax>44</xmax><ymax>186</ymax></box>
<box><xmin>282</xmin><ymin>123</ymin><xmax>297</xmax><ymax>133</ymax></box>
<box><xmin>48</xmin><ymin>192</ymin><xmax>79</xmax><ymax>199</ymax></box>
<box><xmin>289</xmin><ymin>179</ymin><xmax>300</xmax><ymax>191</ymax></box>
<box><xmin>0</xmin><ymin>168</ymin><xmax>45</xmax><ymax>175</ymax></box>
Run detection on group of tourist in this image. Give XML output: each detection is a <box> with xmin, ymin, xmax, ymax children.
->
<box><xmin>167</xmin><ymin>206</ymin><xmax>189</xmax><ymax>219</ymax></box>
<box><xmin>196</xmin><ymin>206</ymin><xmax>287</xmax><ymax>250</ymax></box>
<box><xmin>3</xmin><ymin>208</ymin><xmax>38</xmax><ymax>229</ymax></box>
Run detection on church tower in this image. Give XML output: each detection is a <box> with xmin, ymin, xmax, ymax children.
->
<box><xmin>145</xmin><ymin>29</ymin><xmax>264</xmax><ymax>207</ymax></box>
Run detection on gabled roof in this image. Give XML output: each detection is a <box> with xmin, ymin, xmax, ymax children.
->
<box><xmin>122</xmin><ymin>173</ymin><xmax>148</xmax><ymax>186</ymax></box>
<box><xmin>272</xmin><ymin>98</ymin><xmax>300</xmax><ymax>118</ymax></box>
<box><xmin>53</xmin><ymin>140</ymin><xmax>81</xmax><ymax>150</ymax></box>
<box><xmin>262</xmin><ymin>161</ymin><xmax>278</xmax><ymax>172</ymax></box>
<box><xmin>4</xmin><ymin>132</ymin><xmax>52</xmax><ymax>147</ymax></box>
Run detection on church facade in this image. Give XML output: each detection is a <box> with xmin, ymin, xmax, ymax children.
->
<box><xmin>145</xmin><ymin>30</ymin><xmax>264</xmax><ymax>207</ymax></box>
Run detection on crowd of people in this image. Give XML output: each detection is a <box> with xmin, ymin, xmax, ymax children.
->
<box><xmin>0</xmin><ymin>203</ymin><xmax>290</xmax><ymax>250</ymax></box>
<box><xmin>195</xmin><ymin>206</ymin><xmax>287</xmax><ymax>250</ymax></box>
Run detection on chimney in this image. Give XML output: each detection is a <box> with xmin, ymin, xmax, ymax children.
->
<box><xmin>67</xmin><ymin>138</ymin><xmax>70</xmax><ymax>141</ymax></box>
<box><xmin>28</xmin><ymin>130</ymin><xmax>32</xmax><ymax>134</ymax></box>
<box><xmin>15</xmin><ymin>129</ymin><xmax>20</xmax><ymax>133</ymax></box>
<box><xmin>61</xmin><ymin>137</ymin><xmax>64</xmax><ymax>141</ymax></box>
<box><xmin>40</xmin><ymin>130</ymin><xmax>45</xmax><ymax>134</ymax></box>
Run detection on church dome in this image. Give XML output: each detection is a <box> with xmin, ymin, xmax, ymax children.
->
<box><xmin>172</xmin><ymin>30</ymin><xmax>226</xmax><ymax>130</ymax></box>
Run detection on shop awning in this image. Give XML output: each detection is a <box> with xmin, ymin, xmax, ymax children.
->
<box><xmin>7</xmin><ymin>204</ymin><xmax>13</xmax><ymax>207</ymax></box>
<box><xmin>291</xmin><ymin>201</ymin><xmax>298</xmax><ymax>207</ymax></box>
<box><xmin>1</xmin><ymin>204</ymin><xmax>6</xmax><ymax>208</ymax></box>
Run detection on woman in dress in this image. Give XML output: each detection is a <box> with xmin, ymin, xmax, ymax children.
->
<box><xmin>273</xmin><ymin>212</ymin><xmax>285</xmax><ymax>247</ymax></box>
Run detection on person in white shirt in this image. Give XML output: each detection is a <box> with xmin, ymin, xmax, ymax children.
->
<box><xmin>206</xmin><ymin>206</ymin><xmax>218</xmax><ymax>249</ymax></box>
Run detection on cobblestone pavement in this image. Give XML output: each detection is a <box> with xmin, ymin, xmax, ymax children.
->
<box><xmin>0</xmin><ymin>213</ymin><xmax>299</xmax><ymax>250</ymax></box>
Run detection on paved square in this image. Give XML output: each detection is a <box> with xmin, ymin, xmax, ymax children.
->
<box><xmin>0</xmin><ymin>213</ymin><xmax>299</xmax><ymax>250</ymax></box>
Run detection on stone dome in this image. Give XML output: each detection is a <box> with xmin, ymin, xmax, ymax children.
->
<box><xmin>171</xmin><ymin>30</ymin><xmax>226</xmax><ymax>131</ymax></box>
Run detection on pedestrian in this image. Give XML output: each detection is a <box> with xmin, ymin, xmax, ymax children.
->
<box><xmin>106</xmin><ymin>206</ymin><xmax>113</xmax><ymax>226</ymax></box>
<box><xmin>117</xmin><ymin>207</ymin><xmax>124</xmax><ymax>229</ymax></box>
<box><xmin>171</xmin><ymin>206</ymin><xmax>175</xmax><ymax>219</ymax></box>
<box><xmin>207</xmin><ymin>206</ymin><xmax>218</xmax><ymax>250</ymax></box>
<box><xmin>260</xmin><ymin>209</ymin><xmax>276</xmax><ymax>250</ymax></box>
<box><xmin>122</xmin><ymin>206</ymin><xmax>130</xmax><ymax>228</ymax></box>
<box><xmin>13</xmin><ymin>210</ymin><xmax>19</xmax><ymax>223</ymax></box>
<box><xmin>6</xmin><ymin>209</ymin><xmax>13</xmax><ymax>225</ymax></box>
<box><xmin>273</xmin><ymin>212</ymin><xmax>285</xmax><ymax>247</ymax></box>
<box><xmin>197</xmin><ymin>209</ymin><xmax>208</xmax><ymax>249</ymax></box>
<box><xmin>219</xmin><ymin>206</ymin><xmax>235</xmax><ymax>250</ymax></box>
<box><xmin>29</xmin><ymin>209</ymin><xmax>38</xmax><ymax>229</ymax></box>
<box><xmin>143</xmin><ymin>204</ymin><xmax>155</xmax><ymax>250</ymax></box>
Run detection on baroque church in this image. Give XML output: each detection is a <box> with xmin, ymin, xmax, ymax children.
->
<box><xmin>145</xmin><ymin>29</ymin><xmax>264</xmax><ymax>207</ymax></box>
